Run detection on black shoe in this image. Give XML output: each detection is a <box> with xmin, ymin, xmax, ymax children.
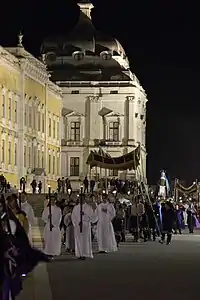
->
<box><xmin>78</xmin><ymin>257</ymin><xmax>86</xmax><ymax>260</ymax></box>
<box><xmin>98</xmin><ymin>251</ymin><xmax>107</xmax><ymax>253</ymax></box>
<box><xmin>159</xmin><ymin>240</ymin><xmax>164</xmax><ymax>244</ymax></box>
<box><xmin>166</xmin><ymin>242</ymin><xmax>171</xmax><ymax>245</ymax></box>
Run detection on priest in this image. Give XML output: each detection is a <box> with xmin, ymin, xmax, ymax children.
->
<box><xmin>42</xmin><ymin>198</ymin><xmax>62</xmax><ymax>257</ymax></box>
<box><xmin>71</xmin><ymin>196</ymin><xmax>98</xmax><ymax>260</ymax></box>
<box><xmin>96</xmin><ymin>194</ymin><xmax>117</xmax><ymax>253</ymax></box>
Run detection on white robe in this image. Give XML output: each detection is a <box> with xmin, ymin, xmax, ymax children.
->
<box><xmin>64</xmin><ymin>212</ymin><xmax>75</xmax><ymax>250</ymax></box>
<box><xmin>21</xmin><ymin>201</ymin><xmax>35</xmax><ymax>244</ymax></box>
<box><xmin>42</xmin><ymin>205</ymin><xmax>62</xmax><ymax>256</ymax></box>
<box><xmin>97</xmin><ymin>202</ymin><xmax>117</xmax><ymax>252</ymax></box>
<box><xmin>71</xmin><ymin>203</ymin><xmax>97</xmax><ymax>258</ymax></box>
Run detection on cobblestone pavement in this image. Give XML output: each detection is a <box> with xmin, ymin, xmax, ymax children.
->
<box><xmin>17</xmin><ymin>219</ymin><xmax>200</xmax><ymax>300</ymax></box>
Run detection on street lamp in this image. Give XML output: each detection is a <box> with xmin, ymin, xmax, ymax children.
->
<box><xmin>127</xmin><ymin>190</ymin><xmax>130</xmax><ymax>196</ymax></box>
<box><xmin>102</xmin><ymin>190</ymin><xmax>106</xmax><ymax>195</ymax></box>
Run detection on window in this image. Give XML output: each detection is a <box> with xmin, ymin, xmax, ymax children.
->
<box><xmin>42</xmin><ymin>113</ymin><xmax>45</xmax><ymax>133</ymax></box>
<box><xmin>57</xmin><ymin>155</ymin><xmax>60</xmax><ymax>175</ymax></box>
<box><xmin>53</xmin><ymin>155</ymin><xmax>55</xmax><ymax>174</ymax></box>
<box><xmin>33</xmin><ymin>107</ymin><xmax>36</xmax><ymax>130</ymax></box>
<box><xmin>71</xmin><ymin>122</ymin><xmax>80</xmax><ymax>141</ymax></box>
<box><xmin>24</xmin><ymin>104</ymin><xmax>27</xmax><ymax>126</ymax></box>
<box><xmin>48</xmin><ymin>153</ymin><xmax>51</xmax><ymax>173</ymax></box>
<box><xmin>33</xmin><ymin>147</ymin><xmax>36</xmax><ymax>168</ymax></box>
<box><xmin>53</xmin><ymin>120</ymin><xmax>56</xmax><ymax>138</ymax></box>
<box><xmin>49</xmin><ymin>118</ymin><xmax>51</xmax><ymax>136</ymax></box>
<box><xmin>41</xmin><ymin>152</ymin><xmax>44</xmax><ymax>169</ymax></box>
<box><xmin>2</xmin><ymin>140</ymin><xmax>5</xmax><ymax>162</ymax></box>
<box><xmin>14</xmin><ymin>144</ymin><xmax>17</xmax><ymax>165</ymax></box>
<box><xmin>29</xmin><ymin>108</ymin><xmax>32</xmax><ymax>127</ymax></box>
<box><xmin>37</xmin><ymin>150</ymin><xmax>40</xmax><ymax>167</ymax></box>
<box><xmin>8</xmin><ymin>98</ymin><xmax>12</xmax><ymax>121</ymax></box>
<box><xmin>38</xmin><ymin>111</ymin><xmax>41</xmax><ymax>131</ymax></box>
<box><xmin>109</xmin><ymin>169</ymin><xmax>118</xmax><ymax>177</ymax></box>
<box><xmin>57</xmin><ymin>122</ymin><xmax>59</xmax><ymax>140</ymax></box>
<box><xmin>14</xmin><ymin>101</ymin><xmax>17</xmax><ymax>123</ymax></box>
<box><xmin>2</xmin><ymin>95</ymin><xmax>5</xmax><ymax>118</ymax></box>
<box><xmin>70</xmin><ymin>157</ymin><xmax>79</xmax><ymax>176</ymax></box>
<box><xmin>28</xmin><ymin>147</ymin><xmax>31</xmax><ymax>167</ymax></box>
<box><xmin>71</xmin><ymin>90</ymin><xmax>79</xmax><ymax>94</ymax></box>
<box><xmin>110</xmin><ymin>90</ymin><xmax>118</xmax><ymax>94</ymax></box>
<box><xmin>109</xmin><ymin>122</ymin><xmax>119</xmax><ymax>141</ymax></box>
<box><xmin>8</xmin><ymin>142</ymin><xmax>11</xmax><ymax>164</ymax></box>
<box><xmin>24</xmin><ymin>146</ymin><xmax>26</xmax><ymax>167</ymax></box>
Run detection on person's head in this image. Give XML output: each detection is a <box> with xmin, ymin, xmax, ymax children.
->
<box><xmin>21</xmin><ymin>192</ymin><xmax>27</xmax><ymax>203</ymax></box>
<box><xmin>102</xmin><ymin>194</ymin><xmax>108</xmax><ymax>203</ymax></box>
<box><xmin>7</xmin><ymin>195</ymin><xmax>19</xmax><ymax>211</ymax></box>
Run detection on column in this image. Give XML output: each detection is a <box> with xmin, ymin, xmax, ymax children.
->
<box><xmin>87</xmin><ymin>96</ymin><xmax>101</xmax><ymax>144</ymax></box>
<box><xmin>80</xmin><ymin>115</ymin><xmax>85</xmax><ymax>142</ymax></box>
<box><xmin>127</xmin><ymin>96</ymin><xmax>136</xmax><ymax>143</ymax></box>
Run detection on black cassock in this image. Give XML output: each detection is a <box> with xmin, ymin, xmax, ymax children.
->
<box><xmin>0</xmin><ymin>207</ymin><xmax>49</xmax><ymax>300</ymax></box>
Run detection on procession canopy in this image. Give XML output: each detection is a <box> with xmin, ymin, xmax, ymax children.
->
<box><xmin>86</xmin><ymin>145</ymin><xmax>140</xmax><ymax>171</ymax></box>
<box><xmin>175</xmin><ymin>181</ymin><xmax>197</xmax><ymax>195</ymax></box>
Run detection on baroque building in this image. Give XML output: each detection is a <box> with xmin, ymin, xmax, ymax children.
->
<box><xmin>41</xmin><ymin>1</ymin><xmax>147</xmax><ymax>190</ymax></box>
<box><xmin>0</xmin><ymin>36</ymin><xmax>62</xmax><ymax>191</ymax></box>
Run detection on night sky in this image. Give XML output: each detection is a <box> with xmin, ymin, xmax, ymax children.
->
<box><xmin>0</xmin><ymin>0</ymin><xmax>199</xmax><ymax>184</ymax></box>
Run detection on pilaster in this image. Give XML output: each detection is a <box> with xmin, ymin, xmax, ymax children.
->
<box><xmin>127</xmin><ymin>96</ymin><xmax>136</xmax><ymax>144</ymax></box>
<box><xmin>18</xmin><ymin>61</ymin><xmax>25</xmax><ymax>181</ymax></box>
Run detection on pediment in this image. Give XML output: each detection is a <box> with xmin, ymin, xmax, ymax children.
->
<box><xmin>98</xmin><ymin>107</ymin><xmax>122</xmax><ymax>117</ymax></box>
<box><xmin>62</xmin><ymin>107</ymin><xmax>83</xmax><ymax>117</ymax></box>
<box><xmin>98</xmin><ymin>107</ymin><xmax>112</xmax><ymax>117</ymax></box>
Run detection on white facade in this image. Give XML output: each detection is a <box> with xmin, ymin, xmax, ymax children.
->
<box><xmin>41</xmin><ymin>1</ymin><xmax>147</xmax><ymax>190</ymax></box>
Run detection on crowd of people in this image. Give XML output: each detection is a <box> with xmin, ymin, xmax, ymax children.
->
<box><xmin>40</xmin><ymin>191</ymin><xmax>200</xmax><ymax>260</ymax></box>
<box><xmin>1</xmin><ymin>171</ymin><xmax>200</xmax><ymax>298</ymax></box>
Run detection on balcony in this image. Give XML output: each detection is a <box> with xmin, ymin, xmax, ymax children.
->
<box><xmin>61</xmin><ymin>139</ymin><xmax>82</xmax><ymax>147</ymax></box>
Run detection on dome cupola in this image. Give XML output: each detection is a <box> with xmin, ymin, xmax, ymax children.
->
<box><xmin>41</xmin><ymin>1</ymin><xmax>131</xmax><ymax>81</ymax></box>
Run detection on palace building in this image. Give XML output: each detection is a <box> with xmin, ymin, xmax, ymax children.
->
<box><xmin>41</xmin><ymin>1</ymin><xmax>147</xmax><ymax>190</ymax></box>
<box><xmin>0</xmin><ymin>36</ymin><xmax>62</xmax><ymax>191</ymax></box>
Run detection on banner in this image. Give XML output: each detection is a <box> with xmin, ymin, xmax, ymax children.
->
<box><xmin>175</xmin><ymin>181</ymin><xmax>197</xmax><ymax>195</ymax></box>
<box><xmin>86</xmin><ymin>146</ymin><xmax>140</xmax><ymax>171</ymax></box>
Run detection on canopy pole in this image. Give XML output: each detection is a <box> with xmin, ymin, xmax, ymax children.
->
<box><xmin>105</xmin><ymin>168</ymin><xmax>108</xmax><ymax>193</ymax></box>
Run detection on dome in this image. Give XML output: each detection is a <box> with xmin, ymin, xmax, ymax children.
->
<box><xmin>41</xmin><ymin>1</ymin><xmax>131</xmax><ymax>81</ymax></box>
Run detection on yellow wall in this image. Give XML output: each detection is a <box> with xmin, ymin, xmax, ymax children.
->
<box><xmin>0</xmin><ymin>64</ymin><xmax>20</xmax><ymax>92</ymax></box>
<box><xmin>24</xmin><ymin>76</ymin><xmax>45</xmax><ymax>103</ymax></box>
<box><xmin>0</xmin><ymin>48</ymin><xmax>62</xmax><ymax>190</ymax></box>
<box><xmin>47</xmin><ymin>91</ymin><xmax>62</xmax><ymax>115</ymax></box>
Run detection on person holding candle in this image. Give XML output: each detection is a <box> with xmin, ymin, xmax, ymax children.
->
<box><xmin>42</xmin><ymin>194</ymin><xmax>62</xmax><ymax>257</ymax></box>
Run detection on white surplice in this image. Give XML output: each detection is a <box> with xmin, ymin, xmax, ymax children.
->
<box><xmin>42</xmin><ymin>205</ymin><xmax>62</xmax><ymax>256</ymax></box>
<box><xmin>71</xmin><ymin>203</ymin><xmax>98</xmax><ymax>258</ymax></box>
<box><xmin>96</xmin><ymin>202</ymin><xmax>117</xmax><ymax>252</ymax></box>
<box><xmin>21</xmin><ymin>201</ymin><xmax>35</xmax><ymax>244</ymax></box>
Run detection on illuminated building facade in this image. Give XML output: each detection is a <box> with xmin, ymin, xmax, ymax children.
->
<box><xmin>41</xmin><ymin>1</ymin><xmax>147</xmax><ymax>190</ymax></box>
<box><xmin>0</xmin><ymin>37</ymin><xmax>62</xmax><ymax>191</ymax></box>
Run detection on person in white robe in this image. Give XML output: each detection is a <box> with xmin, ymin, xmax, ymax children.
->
<box><xmin>71</xmin><ymin>198</ymin><xmax>98</xmax><ymax>260</ymax></box>
<box><xmin>21</xmin><ymin>192</ymin><xmax>35</xmax><ymax>244</ymax></box>
<box><xmin>64</xmin><ymin>205</ymin><xmax>75</xmax><ymax>252</ymax></box>
<box><xmin>96</xmin><ymin>195</ymin><xmax>117</xmax><ymax>253</ymax></box>
<box><xmin>42</xmin><ymin>200</ymin><xmax>62</xmax><ymax>256</ymax></box>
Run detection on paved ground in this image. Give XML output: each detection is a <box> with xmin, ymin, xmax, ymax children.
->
<box><xmin>18</xmin><ymin>223</ymin><xmax>200</xmax><ymax>300</ymax></box>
